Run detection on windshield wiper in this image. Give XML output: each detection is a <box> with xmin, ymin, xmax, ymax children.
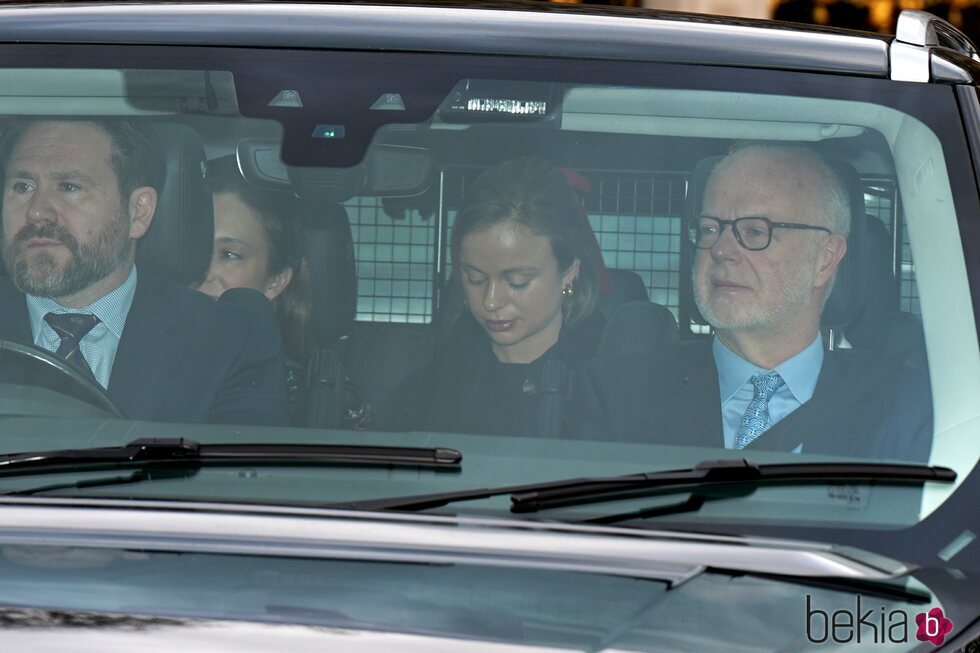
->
<box><xmin>509</xmin><ymin>459</ymin><xmax>955</xmax><ymax>516</ymax></box>
<box><xmin>334</xmin><ymin>458</ymin><xmax>955</xmax><ymax>520</ymax></box>
<box><xmin>0</xmin><ymin>437</ymin><xmax>463</xmax><ymax>479</ymax></box>
<box><xmin>0</xmin><ymin>438</ymin><xmax>462</xmax><ymax>498</ymax></box>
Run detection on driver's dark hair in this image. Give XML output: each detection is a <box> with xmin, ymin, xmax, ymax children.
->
<box><xmin>0</xmin><ymin>118</ymin><xmax>166</xmax><ymax>202</ymax></box>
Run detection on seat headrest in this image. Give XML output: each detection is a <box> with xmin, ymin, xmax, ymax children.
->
<box><xmin>681</xmin><ymin>153</ymin><xmax>869</xmax><ymax>332</ymax></box>
<box><xmin>136</xmin><ymin>122</ymin><xmax>213</xmax><ymax>285</ymax></box>
<box><xmin>844</xmin><ymin>214</ymin><xmax>917</xmax><ymax>353</ymax></box>
<box><xmin>597</xmin><ymin>300</ymin><xmax>679</xmax><ymax>357</ymax></box>
<box><xmin>431</xmin><ymin>278</ymin><xmax>467</xmax><ymax>349</ymax></box>
<box><xmin>296</xmin><ymin>198</ymin><xmax>356</xmax><ymax>345</ymax></box>
<box><xmin>819</xmin><ymin>160</ymin><xmax>869</xmax><ymax>331</ymax></box>
<box><xmin>599</xmin><ymin>269</ymin><xmax>650</xmax><ymax>319</ymax></box>
<box><xmin>679</xmin><ymin>156</ymin><xmax>719</xmax><ymax>327</ymax></box>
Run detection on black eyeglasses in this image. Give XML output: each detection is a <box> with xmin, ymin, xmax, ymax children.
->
<box><xmin>687</xmin><ymin>216</ymin><xmax>832</xmax><ymax>251</ymax></box>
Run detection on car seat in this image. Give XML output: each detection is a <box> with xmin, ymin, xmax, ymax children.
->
<box><xmin>818</xmin><ymin>162</ymin><xmax>925</xmax><ymax>365</ymax></box>
<box><xmin>597</xmin><ymin>300</ymin><xmax>678</xmax><ymax>357</ymax></box>
<box><xmin>137</xmin><ymin>122</ymin><xmax>214</xmax><ymax>285</ymax></box>
<box><xmin>815</xmin><ymin>158</ymin><xmax>871</xmax><ymax>339</ymax></box>
<box><xmin>295</xmin><ymin>198</ymin><xmax>357</xmax><ymax>347</ymax></box>
<box><xmin>292</xmin><ymin>193</ymin><xmax>358</xmax><ymax>428</ymax></box>
<box><xmin>599</xmin><ymin>269</ymin><xmax>649</xmax><ymax>317</ymax></box>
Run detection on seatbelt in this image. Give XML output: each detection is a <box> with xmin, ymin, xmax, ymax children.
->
<box><xmin>306</xmin><ymin>348</ymin><xmax>345</xmax><ymax>429</ymax></box>
<box><xmin>745</xmin><ymin>346</ymin><xmax>921</xmax><ymax>454</ymax></box>
<box><xmin>538</xmin><ymin>359</ymin><xmax>569</xmax><ymax>439</ymax></box>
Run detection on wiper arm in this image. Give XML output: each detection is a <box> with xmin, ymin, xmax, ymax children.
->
<box><xmin>7</xmin><ymin>466</ymin><xmax>199</xmax><ymax>497</ymax></box>
<box><xmin>335</xmin><ymin>458</ymin><xmax>954</xmax><ymax>515</ymax></box>
<box><xmin>744</xmin><ymin>571</ymin><xmax>931</xmax><ymax>605</ymax></box>
<box><xmin>0</xmin><ymin>437</ymin><xmax>463</xmax><ymax>478</ymax></box>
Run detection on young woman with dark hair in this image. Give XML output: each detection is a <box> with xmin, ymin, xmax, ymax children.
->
<box><xmin>197</xmin><ymin>157</ymin><xmax>370</xmax><ymax>428</ymax></box>
<box><xmin>391</xmin><ymin>157</ymin><xmax>605</xmax><ymax>437</ymax></box>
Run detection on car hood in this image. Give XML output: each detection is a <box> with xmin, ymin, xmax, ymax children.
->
<box><xmin>0</xmin><ymin>498</ymin><xmax>953</xmax><ymax>652</ymax></box>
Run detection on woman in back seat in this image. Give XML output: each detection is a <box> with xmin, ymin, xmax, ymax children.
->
<box><xmin>196</xmin><ymin>157</ymin><xmax>371</xmax><ymax>428</ymax></box>
<box><xmin>391</xmin><ymin>158</ymin><xmax>604</xmax><ymax>437</ymax></box>
<box><xmin>195</xmin><ymin>158</ymin><xmax>312</xmax><ymax>423</ymax></box>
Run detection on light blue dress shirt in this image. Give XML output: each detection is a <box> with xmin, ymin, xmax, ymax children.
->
<box><xmin>714</xmin><ymin>334</ymin><xmax>824</xmax><ymax>452</ymax></box>
<box><xmin>26</xmin><ymin>265</ymin><xmax>138</xmax><ymax>390</ymax></box>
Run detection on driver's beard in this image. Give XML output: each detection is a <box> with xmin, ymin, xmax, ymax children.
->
<box><xmin>3</xmin><ymin>211</ymin><xmax>132</xmax><ymax>300</ymax></box>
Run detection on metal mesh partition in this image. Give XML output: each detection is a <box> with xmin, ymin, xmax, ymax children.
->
<box><xmin>343</xmin><ymin>171</ymin><xmax>916</xmax><ymax>325</ymax></box>
<box><xmin>585</xmin><ymin>171</ymin><xmax>687</xmax><ymax>318</ymax></box>
<box><xmin>863</xmin><ymin>178</ymin><xmax>919</xmax><ymax>314</ymax></box>
<box><xmin>345</xmin><ymin>196</ymin><xmax>436</xmax><ymax>324</ymax></box>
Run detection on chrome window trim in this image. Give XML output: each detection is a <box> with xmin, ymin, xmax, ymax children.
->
<box><xmin>932</xmin><ymin>54</ymin><xmax>976</xmax><ymax>83</ymax></box>
<box><xmin>0</xmin><ymin>499</ymin><xmax>915</xmax><ymax>581</ymax></box>
<box><xmin>891</xmin><ymin>9</ymin><xmax>980</xmax><ymax>82</ymax></box>
<box><xmin>895</xmin><ymin>9</ymin><xmax>979</xmax><ymax>59</ymax></box>
<box><xmin>0</xmin><ymin>3</ymin><xmax>891</xmax><ymax>77</ymax></box>
<box><xmin>891</xmin><ymin>41</ymin><xmax>933</xmax><ymax>82</ymax></box>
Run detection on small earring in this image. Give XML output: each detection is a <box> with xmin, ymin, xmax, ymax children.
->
<box><xmin>562</xmin><ymin>284</ymin><xmax>574</xmax><ymax>298</ymax></box>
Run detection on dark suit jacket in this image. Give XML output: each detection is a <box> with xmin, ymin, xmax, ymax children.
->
<box><xmin>0</xmin><ymin>272</ymin><xmax>288</xmax><ymax>425</ymax></box>
<box><xmin>567</xmin><ymin>339</ymin><xmax>933</xmax><ymax>462</ymax></box>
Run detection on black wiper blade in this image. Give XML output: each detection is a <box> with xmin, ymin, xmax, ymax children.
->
<box><xmin>510</xmin><ymin>459</ymin><xmax>956</xmax><ymax>513</ymax></box>
<box><xmin>335</xmin><ymin>458</ymin><xmax>954</xmax><ymax>514</ymax></box>
<box><xmin>0</xmin><ymin>437</ymin><xmax>462</xmax><ymax>477</ymax></box>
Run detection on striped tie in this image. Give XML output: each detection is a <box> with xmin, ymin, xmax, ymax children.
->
<box><xmin>43</xmin><ymin>312</ymin><xmax>100</xmax><ymax>381</ymax></box>
<box><xmin>733</xmin><ymin>371</ymin><xmax>785</xmax><ymax>449</ymax></box>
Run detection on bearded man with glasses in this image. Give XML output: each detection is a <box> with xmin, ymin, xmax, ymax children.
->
<box><xmin>566</xmin><ymin>143</ymin><xmax>932</xmax><ymax>461</ymax></box>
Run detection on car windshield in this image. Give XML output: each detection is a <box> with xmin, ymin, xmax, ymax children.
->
<box><xmin>0</xmin><ymin>35</ymin><xmax>975</xmax><ymax>541</ymax></box>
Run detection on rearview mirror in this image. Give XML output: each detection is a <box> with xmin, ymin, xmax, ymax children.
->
<box><xmin>236</xmin><ymin>139</ymin><xmax>432</xmax><ymax>198</ymax></box>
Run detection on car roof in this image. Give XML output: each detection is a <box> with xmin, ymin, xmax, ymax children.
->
<box><xmin>0</xmin><ymin>1</ymin><xmax>895</xmax><ymax>77</ymax></box>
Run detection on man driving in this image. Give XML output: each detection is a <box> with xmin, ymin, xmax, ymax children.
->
<box><xmin>0</xmin><ymin>119</ymin><xmax>288</xmax><ymax>425</ymax></box>
<box><xmin>568</xmin><ymin>142</ymin><xmax>932</xmax><ymax>460</ymax></box>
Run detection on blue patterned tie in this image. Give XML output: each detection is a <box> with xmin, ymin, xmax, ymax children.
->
<box><xmin>734</xmin><ymin>371</ymin><xmax>785</xmax><ymax>449</ymax></box>
<box><xmin>43</xmin><ymin>312</ymin><xmax>100</xmax><ymax>381</ymax></box>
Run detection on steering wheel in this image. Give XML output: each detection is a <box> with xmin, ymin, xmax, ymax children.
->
<box><xmin>0</xmin><ymin>338</ymin><xmax>124</xmax><ymax>418</ymax></box>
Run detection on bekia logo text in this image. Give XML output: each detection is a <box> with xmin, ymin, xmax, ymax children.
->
<box><xmin>806</xmin><ymin>595</ymin><xmax>953</xmax><ymax>646</ymax></box>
